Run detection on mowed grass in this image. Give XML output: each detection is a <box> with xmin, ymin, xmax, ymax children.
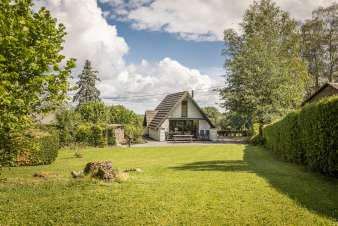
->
<box><xmin>0</xmin><ymin>145</ymin><xmax>337</xmax><ymax>226</ymax></box>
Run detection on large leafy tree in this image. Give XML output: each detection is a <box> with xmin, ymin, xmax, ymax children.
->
<box><xmin>73</xmin><ymin>60</ymin><xmax>101</xmax><ymax>105</ymax></box>
<box><xmin>0</xmin><ymin>2</ymin><xmax>75</xmax><ymax>130</ymax></box>
<box><xmin>302</xmin><ymin>3</ymin><xmax>338</xmax><ymax>91</ymax></box>
<box><xmin>220</xmin><ymin>0</ymin><xmax>309</xmax><ymax>127</ymax></box>
<box><xmin>202</xmin><ymin>106</ymin><xmax>223</xmax><ymax>128</ymax></box>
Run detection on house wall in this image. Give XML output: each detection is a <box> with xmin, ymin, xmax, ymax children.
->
<box><xmin>149</xmin><ymin>128</ymin><xmax>160</xmax><ymax>141</ymax></box>
<box><xmin>308</xmin><ymin>86</ymin><xmax>338</xmax><ymax>104</ymax></box>
<box><xmin>199</xmin><ymin>120</ymin><xmax>211</xmax><ymax>131</ymax></box>
<box><xmin>148</xmin><ymin>127</ymin><xmax>166</xmax><ymax>141</ymax></box>
<box><xmin>169</xmin><ymin>98</ymin><xmax>204</xmax><ymax>118</ymax></box>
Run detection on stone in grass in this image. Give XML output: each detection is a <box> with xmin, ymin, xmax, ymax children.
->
<box><xmin>83</xmin><ymin>161</ymin><xmax>113</xmax><ymax>176</ymax></box>
<box><xmin>83</xmin><ymin>161</ymin><xmax>118</xmax><ymax>180</ymax></box>
<box><xmin>71</xmin><ymin>170</ymin><xmax>84</xmax><ymax>179</ymax></box>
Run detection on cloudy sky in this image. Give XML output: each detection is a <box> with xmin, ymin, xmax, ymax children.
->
<box><xmin>34</xmin><ymin>0</ymin><xmax>335</xmax><ymax>113</ymax></box>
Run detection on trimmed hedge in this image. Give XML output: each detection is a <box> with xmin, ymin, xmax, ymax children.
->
<box><xmin>263</xmin><ymin>96</ymin><xmax>338</xmax><ymax>177</ymax></box>
<box><xmin>0</xmin><ymin>127</ymin><xmax>59</xmax><ymax>166</ymax></box>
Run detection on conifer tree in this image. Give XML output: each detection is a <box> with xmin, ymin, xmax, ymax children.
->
<box><xmin>73</xmin><ymin>60</ymin><xmax>101</xmax><ymax>105</ymax></box>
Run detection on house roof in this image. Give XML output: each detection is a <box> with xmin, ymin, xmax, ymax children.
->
<box><xmin>144</xmin><ymin>110</ymin><xmax>158</xmax><ymax>126</ymax></box>
<box><xmin>302</xmin><ymin>82</ymin><xmax>338</xmax><ymax>106</ymax></box>
<box><xmin>147</xmin><ymin>91</ymin><xmax>214</xmax><ymax>129</ymax></box>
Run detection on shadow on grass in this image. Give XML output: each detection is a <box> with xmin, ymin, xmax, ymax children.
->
<box><xmin>170</xmin><ymin>145</ymin><xmax>338</xmax><ymax>220</ymax></box>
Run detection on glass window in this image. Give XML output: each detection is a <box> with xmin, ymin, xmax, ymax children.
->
<box><xmin>181</xmin><ymin>100</ymin><xmax>188</xmax><ymax>117</ymax></box>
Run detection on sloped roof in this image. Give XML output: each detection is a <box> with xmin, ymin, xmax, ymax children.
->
<box><xmin>302</xmin><ymin>82</ymin><xmax>338</xmax><ymax>105</ymax></box>
<box><xmin>144</xmin><ymin>110</ymin><xmax>158</xmax><ymax>126</ymax></box>
<box><xmin>148</xmin><ymin>91</ymin><xmax>214</xmax><ymax>129</ymax></box>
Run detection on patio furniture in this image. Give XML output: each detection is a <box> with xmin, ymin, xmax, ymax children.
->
<box><xmin>173</xmin><ymin>134</ymin><xmax>193</xmax><ymax>142</ymax></box>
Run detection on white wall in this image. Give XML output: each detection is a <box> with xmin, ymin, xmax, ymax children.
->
<box><xmin>149</xmin><ymin>128</ymin><xmax>160</xmax><ymax>141</ymax></box>
<box><xmin>169</xmin><ymin>98</ymin><xmax>204</xmax><ymax>118</ymax></box>
<box><xmin>199</xmin><ymin>120</ymin><xmax>211</xmax><ymax>131</ymax></box>
<box><xmin>149</xmin><ymin>127</ymin><xmax>166</xmax><ymax>141</ymax></box>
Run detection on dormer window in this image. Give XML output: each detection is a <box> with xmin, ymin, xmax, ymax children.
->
<box><xmin>181</xmin><ymin>100</ymin><xmax>188</xmax><ymax>117</ymax></box>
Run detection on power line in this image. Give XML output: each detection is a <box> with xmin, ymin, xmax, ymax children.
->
<box><xmin>101</xmin><ymin>86</ymin><xmax>223</xmax><ymax>101</ymax></box>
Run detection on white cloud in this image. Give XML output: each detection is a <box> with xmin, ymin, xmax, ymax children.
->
<box><xmin>34</xmin><ymin>0</ymin><xmax>222</xmax><ymax>113</ymax></box>
<box><xmin>101</xmin><ymin>0</ymin><xmax>336</xmax><ymax>41</ymax></box>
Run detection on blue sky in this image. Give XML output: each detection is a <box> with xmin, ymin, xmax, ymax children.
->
<box><xmin>107</xmin><ymin>20</ymin><xmax>225</xmax><ymax>71</ymax></box>
<box><xmin>35</xmin><ymin>0</ymin><xmax>333</xmax><ymax>113</ymax></box>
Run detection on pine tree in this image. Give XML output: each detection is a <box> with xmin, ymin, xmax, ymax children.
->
<box><xmin>73</xmin><ymin>60</ymin><xmax>101</xmax><ymax>105</ymax></box>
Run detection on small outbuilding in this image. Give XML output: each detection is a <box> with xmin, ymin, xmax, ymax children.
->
<box><xmin>302</xmin><ymin>82</ymin><xmax>338</xmax><ymax>106</ymax></box>
<box><xmin>144</xmin><ymin>91</ymin><xmax>217</xmax><ymax>141</ymax></box>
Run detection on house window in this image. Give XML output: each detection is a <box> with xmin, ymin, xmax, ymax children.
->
<box><xmin>181</xmin><ymin>100</ymin><xmax>188</xmax><ymax>117</ymax></box>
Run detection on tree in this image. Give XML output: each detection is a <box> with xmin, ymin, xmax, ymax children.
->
<box><xmin>109</xmin><ymin>105</ymin><xmax>140</xmax><ymax>125</ymax></box>
<box><xmin>76</xmin><ymin>101</ymin><xmax>108</xmax><ymax>124</ymax></box>
<box><xmin>302</xmin><ymin>3</ymin><xmax>337</xmax><ymax>91</ymax></box>
<box><xmin>220</xmin><ymin>0</ymin><xmax>309</xmax><ymax>128</ymax></box>
<box><xmin>0</xmin><ymin>0</ymin><xmax>75</xmax><ymax>163</ymax></box>
<box><xmin>73</xmin><ymin>60</ymin><xmax>101</xmax><ymax>105</ymax></box>
<box><xmin>202</xmin><ymin>106</ymin><xmax>223</xmax><ymax>128</ymax></box>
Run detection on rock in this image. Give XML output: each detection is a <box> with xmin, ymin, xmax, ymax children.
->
<box><xmin>71</xmin><ymin>170</ymin><xmax>84</xmax><ymax>178</ymax></box>
<box><xmin>83</xmin><ymin>161</ymin><xmax>113</xmax><ymax>176</ymax></box>
<box><xmin>83</xmin><ymin>161</ymin><xmax>117</xmax><ymax>180</ymax></box>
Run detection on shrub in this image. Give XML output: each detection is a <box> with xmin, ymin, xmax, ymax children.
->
<box><xmin>0</xmin><ymin>127</ymin><xmax>59</xmax><ymax>166</ymax></box>
<box><xmin>75</xmin><ymin>123</ymin><xmax>91</xmax><ymax>144</ymax></box>
<box><xmin>55</xmin><ymin>109</ymin><xmax>81</xmax><ymax>146</ymax></box>
<box><xmin>249</xmin><ymin>123</ymin><xmax>264</xmax><ymax>145</ymax></box>
<box><xmin>106</xmin><ymin>127</ymin><xmax>116</xmax><ymax>145</ymax></box>
<box><xmin>76</xmin><ymin>101</ymin><xmax>108</xmax><ymax>123</ymax></box>
<box><xmin>263</xmin><ymin>96</ymin><xmax>338</xmax><ymax>177</ymax></box>
<box><xmin>89</xmin><ymin>124</ymin><xmax>106</xmax><ymax>147</ymax></box>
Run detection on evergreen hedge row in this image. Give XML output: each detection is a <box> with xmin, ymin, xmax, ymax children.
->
<box><xmin>263</xmin><ymin>96</ymin><xmax>338</xmax><ymax>177</ymax></box>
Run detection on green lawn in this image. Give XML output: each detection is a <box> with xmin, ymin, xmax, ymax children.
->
<box><xmin>1</xmin><ymin>144</ymin><xmax>337</xmax><ymax>225</ymax></box>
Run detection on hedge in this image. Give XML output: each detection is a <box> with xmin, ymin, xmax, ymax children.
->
<box><xmin>263</xmin><ymin>96</ymin><xmax>338</xmax><ymax>177</ymax></box>
<box><xmin>0</xmin><ymin>127</ymin><xmax>59</xmax><ymax>166</ymax></box>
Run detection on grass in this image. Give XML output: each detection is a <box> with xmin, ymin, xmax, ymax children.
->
<box><xmin>0</xmin><ymin>144</ymin><xmax>337</xmax><ymax>225</ymax></box>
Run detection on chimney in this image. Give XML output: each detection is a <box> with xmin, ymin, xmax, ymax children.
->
<box><xmin>191</xmin><ymin>90</ymin><xmax>194</xmax><ymax>99</ymax></box>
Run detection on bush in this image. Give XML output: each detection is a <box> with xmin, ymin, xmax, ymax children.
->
<box><xmin>55</xmin><ymin>109</ymin><xmax>81</xmax><ymax>146</ymax></box>
<box><xmin>249</xmin><ymin>123</ymin><xmax>264</xmax><ymax>145</ymax></box>
<box><xmin>0</xmin><ymin>127</ymin><xmax>59</xmax><ymax>166</ymax></box>
<box><xmin>75</xmin><ymin>123</ymin><xmax>91</xmax><ymax>144</ymax></box>
<box><xmin>263</xmin><ymin>96</ymin><xmax>338</xmax><ymax>177</ymax></box>
<box><xmin>89</xmin><ymin>124</ymin><xmax>106</xmax><ymax>147</ymax></box>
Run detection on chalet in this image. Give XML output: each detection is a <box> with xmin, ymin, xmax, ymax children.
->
<box><xmin>302</xmin><ymin>82</ymin><xmax>338</xmax><ymax>106</ymax></box>
<box><xmin>144</xmin><ymin>91</ymin><xmax>217</xmax><ymax>141</ymax></box>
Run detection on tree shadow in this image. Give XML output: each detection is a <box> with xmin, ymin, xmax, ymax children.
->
<box><xmin>170</xmin><ymin>145</ymin><xmax>338</xmax><ymax>220</ymax></box>
<box><xmin>170</xmin><ymin>160</ymin><xmax>252</xmax><ymax>172</ymax></box>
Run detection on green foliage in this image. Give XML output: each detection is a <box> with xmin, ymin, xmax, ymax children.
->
<box><xmin>125</xmin><ymin>124</ymin><xmax>143</xmax><ymax>143</ymax></box>
<box><xmin>221</xmin><ymin>0</ymin><xmax>309</xmax><ymax>127</ymax></box>
<box><xmin>106</xmin><ymin>127</ymin><xmax>116</xmax><ymax>145</ymax></box>
<box><xmin>0</xmin><ymin>127</ymin><xmax>59</xmax><ymax>166</ymax></box>
<box><xmin>73</xmin><ymin>60</ymin><xmax>101</xmax><ymax>105</ymax></box>
<box><xmin>55</xmin><ymin>109</ymin><xmax>81</xmax><ymax>146</ymax></box>
<box><xmin>263</xmin><ymin>96</ymin><xmax>338</xmax><ymax>177</ymax></box>
<box><xmin>249</xmin><ymin>123</ymin><xmax>264</xmax><ymax>145</ymax></box>
<box><xmin>0</xmin><ymin>0</ymin><xmax>75</xmax><ymax>166</ymax></box>
<box><xmin>109</xmin><ymin>105</ymin><xmax>139</xmax><ymax>125</ymax></box>
<box><xmin>76</xmin><ymin>101</ymin><xmax>108</xmax><ymax>123</ymax></box>
<box><xmin>202</xmin><ymin>106</ymin><xmax>224</xmax><ymax>128</ymax></box>
<box><xmin>75</xmin><ymin>123</ymin><xmax>91</xmax><ymax>144</ymax></box>
<box><xmin>301</xmin><ymin>3</ymin><xmax>338</xmax><ymax>91</ymax></box>
<box><xmin>89</xmin><ymin>124</ymin><xmax>105</xmax><ymax>147</ymax></box>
